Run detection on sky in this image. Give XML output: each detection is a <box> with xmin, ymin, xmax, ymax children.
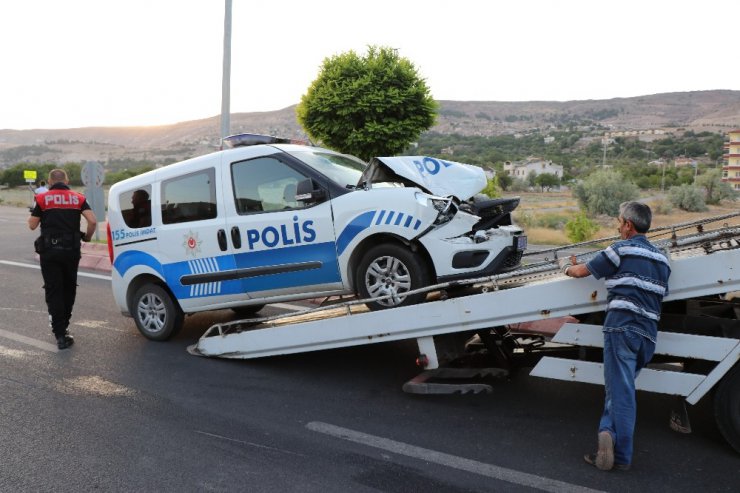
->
<box><xmin>0</xmin><ymin>0</ymin><xmax>737</xmax><ymax>130</ymax></box>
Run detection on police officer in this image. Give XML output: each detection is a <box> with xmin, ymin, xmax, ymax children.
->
<box><xmin>28</xmin><ymin>169</ymin><xmax>97</xmax><ymax>350</ymax></box>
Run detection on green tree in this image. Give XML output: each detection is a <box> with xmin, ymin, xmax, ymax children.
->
<box><xmin>573</xmin><ymin>169</ymin><xmax>639</xmax><ymax>216</ymax></box>
<box><xmin>296</xmin><ymin>45</ymin><xmax>437</xmax><ymax>161</ymax></box>
<box><xmin>496</xmin><ymin>172</ymin><xmax>513</xmax><ymax>191</ymax></box>
<box><xmin>695</xmin><ymin>169</ymin><xmax>737</xmax><ymax>205</ymax></box>
<box><xmin>668</xmin><ymin>184</ymin><xmax>708</xmax><ymax>212</ymax></box>
<box><xmin>535</xmin><ymin>172</ymin><xmax>560</xmax><ymax>191</ymax></box>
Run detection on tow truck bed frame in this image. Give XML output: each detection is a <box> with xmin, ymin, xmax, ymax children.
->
<box><xmin>189</xmin><ymin>216</ymin><xmax>740</xmax><ymax>452</ymax></box>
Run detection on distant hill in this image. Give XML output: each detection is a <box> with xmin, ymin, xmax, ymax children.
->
<box><xmin>1</xmin><ymin>90</ymin><xmax>739</xmax><ymax>167</ymax></box>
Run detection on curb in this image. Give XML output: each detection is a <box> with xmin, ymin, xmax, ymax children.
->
<box><xmin>80</xmin><ymin>242</ymin><xmax>112</xmax><ymax>273</ymax></box>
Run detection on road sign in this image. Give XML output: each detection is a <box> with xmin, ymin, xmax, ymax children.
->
<box><xmin>23</xmin><ymin>170</ymin><xmax>37</xmax><ymax>183</ymax></box>
<box><xmin>82</xmin><ymin>161</ymin><xmax>106</xmax><ymax>241</ymax></box>
<box><xmin>81</xmin><ymin>161</ymin><xmax>105</xmax><ymax>188</ymax></box>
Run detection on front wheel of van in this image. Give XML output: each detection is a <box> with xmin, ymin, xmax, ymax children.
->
<box><xmin>357</xmin><ymin>243</ymin><xmax>431</xmax><ymax>311</ymax></box>
<box><xmin>132</xmin><ymin>284</ymin><xmax>184</xmax><ymax>341</ymax></box>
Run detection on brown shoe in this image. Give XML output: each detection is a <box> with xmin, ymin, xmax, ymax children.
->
<box><xmin>596</xmin><ymin>431</ymin><xmax>614</xmax><ymax>470</ymax></box>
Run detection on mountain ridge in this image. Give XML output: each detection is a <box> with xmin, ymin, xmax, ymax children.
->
<box><xmin>1</xmin><ymin>90</ymin><xmax>738</xmax><ymax>166</ymax></box>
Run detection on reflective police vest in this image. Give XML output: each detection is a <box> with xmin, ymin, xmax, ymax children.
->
<box><xmin>35</xmin><ymin>186</ymin><xmax>88</xmax><ymax>249</ymax></box>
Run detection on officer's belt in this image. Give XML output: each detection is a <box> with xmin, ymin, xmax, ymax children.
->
<box><xmin>43</xmin><ymin>232</ymin><xmax>81</xmax><ymax>250</ymax></box>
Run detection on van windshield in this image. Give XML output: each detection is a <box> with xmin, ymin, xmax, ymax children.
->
<box><xmin>288</xmin><ymin>150</ymin><xmax>366</xmax><ymax>189</ymax></box>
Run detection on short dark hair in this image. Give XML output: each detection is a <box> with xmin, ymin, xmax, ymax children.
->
<box><xmin>48</xmin><ymin>169</ymin><xmax>68</xmax><ymax>184</ymax></box>
<box><xmin>620</xmin><ymin>201</ymin><xmax>651</xmax><ymax>233</ymax></box>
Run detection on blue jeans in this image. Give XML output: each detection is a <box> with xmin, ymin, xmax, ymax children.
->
<box><xmin>599</xmin><ymin>329</ymin><xmax>655</xmax><ymax>465</ymax></box>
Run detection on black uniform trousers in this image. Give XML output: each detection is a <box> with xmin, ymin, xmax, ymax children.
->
<box><xmin>40</xmin><ymin>248</ymin><xmax>81</xmax><ymax>337</ymax></box>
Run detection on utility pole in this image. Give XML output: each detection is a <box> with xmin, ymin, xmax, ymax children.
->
<box><xmin>220</xmin><ymin>0</ymin><xmax>232</xmax><ymax>146</ymax></box>
<box><xmin>661</xmin><ymin>161</ymin><xmax>666</xmax><ymax>191</ymax></box>
<box><xmin>602</xmin><ymin>136</ymin><xmax>607</xmax><ymax>166</ymax></box>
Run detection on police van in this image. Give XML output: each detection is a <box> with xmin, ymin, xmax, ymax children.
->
<box><xmin>107</xmin><ymin>134</ymin><xmax>526</xmax><ymax>341</ymax></box>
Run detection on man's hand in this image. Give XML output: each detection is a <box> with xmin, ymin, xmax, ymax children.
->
<box><xmin>557</xmin><ymin>257</ymin><xmax>571</xmax><ymax>276</ymax></box>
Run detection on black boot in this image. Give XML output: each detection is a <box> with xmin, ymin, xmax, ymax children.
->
<box><xmin>57</xmin><ymin>333</ymin><xmax>74</xmax><ymax>350</ymax></box>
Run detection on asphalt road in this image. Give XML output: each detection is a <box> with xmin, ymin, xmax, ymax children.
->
<box><xmin>0</xmin><ymin>205</ymin><xmax>738</xmax><ymax>492</ymax></box>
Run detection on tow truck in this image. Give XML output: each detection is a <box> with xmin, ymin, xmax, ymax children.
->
<box><xmin>188</xmin><ymin>212</ymin><xmax>740</xmax><ymax>453</ymax></box>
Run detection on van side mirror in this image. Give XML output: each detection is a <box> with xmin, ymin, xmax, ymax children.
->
<box><xmin>295</xmin><ymin>178</ymin><xmax>326</xmax><ymax>203</ymax></box>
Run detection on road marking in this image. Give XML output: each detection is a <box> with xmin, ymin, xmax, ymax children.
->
<box><xmin>307</xmin><ymin>422</ymin><xmax>605</xmax><ymax>493</ymax></box>
<box><xmin>194</xmin><ymin>430</ymin><xmax>306</xmax><ymax>457</ymax></box>
<box><xmin>0</xmin><ymin>260</ymin><xmax>111</xmax><ymax>280</ymax></box>
<box><xmin>3</xmin><ymin>261</ymin><xmax>316</xmax><ymax>312</ymax></box>
<box><xmin>0</xmin><ymin>328</ymin><xmax>57</xmax><ymax>352</ymax></box>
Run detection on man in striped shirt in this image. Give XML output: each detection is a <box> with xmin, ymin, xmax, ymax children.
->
<box><xmin>561</xmin><ymin>201</ymin><xmax>671</xmax><ymax>471</ymax></box>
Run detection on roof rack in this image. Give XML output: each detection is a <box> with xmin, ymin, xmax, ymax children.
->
<box><xmin>222</xmin><ymin>133</ymin><xmax>310</xmax><ymax>148</ymax></box>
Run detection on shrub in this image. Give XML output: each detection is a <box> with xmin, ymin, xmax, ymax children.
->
<box><xmin>565</xmin><ymin>212</ymin><xmax>600</xmax><ymax>242</ymax></box>
<box><xmin>651</xmin><ymin>200</ymin><xmax>673</xmax><ymax>215</ymax></box>
<box><xmin>573</xmin><ymin>169</ymin><xmax>639</xmax><ymax>216</ymax></box>
<box><xmin>480</xmin><ymin>179</ymin><xmax>500</xmax><ymax>198</ymax></box>
<box><xmin>668</xmin><ymin>184</ymin><xmax>708</xmax><ymax>212</ymax></box>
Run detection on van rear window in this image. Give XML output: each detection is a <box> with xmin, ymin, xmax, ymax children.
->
<box><xmin>161</xmin><ymin>168</ymin><xmax>217</xmax><ymax>224</ymax></box>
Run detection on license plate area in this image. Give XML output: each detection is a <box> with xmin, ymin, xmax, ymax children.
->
<box><xmin>514</xmin><ymin>235</ymin><xmax>527</xmax><ymax>251</ymax></box>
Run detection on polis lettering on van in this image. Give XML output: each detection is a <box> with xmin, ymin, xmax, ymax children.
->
<box><xmin>412</xmin><ymin>157</ymin><xmax>454</xmax><ymax>177</ymax></box>
<box><xmin>245</xmin><ymin>216</ymin><xmax>317</xmax><ymax>250</ymax></box>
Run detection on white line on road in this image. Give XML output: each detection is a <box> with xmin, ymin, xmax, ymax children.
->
<box><xmin>307</xmin><ymin>421</ymin><xmax>605</xmax><ymax>493</ymax></box>
<box><xmin>0</xmin><ymin>328</ymin><xmax>57</xmax><ymax>352</ymax></box>
<box><xmin>0</xmin><ymin>260</ymin><xmax>111</xmax><ymax>280</ymax></box>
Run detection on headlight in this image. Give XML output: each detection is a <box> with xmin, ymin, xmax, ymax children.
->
<box><xmin>430</xmin><ymin>197</ymin><xmax>451</xmax><ymax>213</ymax></box>
<box><xmin>415</xmin><ymin>193</ymin><xmax>456</xmax><ymax>226</ymax></box>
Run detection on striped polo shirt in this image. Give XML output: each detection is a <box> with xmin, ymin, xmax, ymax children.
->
<box><xmin>586</xmin><ymin>235</ymin><xmax>671</xmax><ymax>342</ymax></box>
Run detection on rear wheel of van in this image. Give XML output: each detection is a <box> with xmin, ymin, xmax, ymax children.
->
<box><xmin>132</xmin><ymin>284</ymin><xmax>184</xmax><ymax>341</ymax></box>
<box><xmin>357</xmin><ymin>243</ymin><xmax>431</xmax><ymax>311</ymax></box>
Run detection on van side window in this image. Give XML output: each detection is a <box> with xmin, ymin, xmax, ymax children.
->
<box><xmin>232</xmin><ymin>157</ymin><xmax>311</xmax><ymax>214</ymax></box>
<box><xmin>161</xmin><ymin>168</ymin><xmax>217</xmax><ymax>224</ymax></box>
<box><xmin>120</xmin><ymin>185</ymin><xmax>152</xmax><ymax>228</ymax></box>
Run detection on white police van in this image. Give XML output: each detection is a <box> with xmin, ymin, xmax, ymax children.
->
<box><xmin>107</xmin><ymin>134</ymin><xmax>526</xmax><ymax>341</ymax></box>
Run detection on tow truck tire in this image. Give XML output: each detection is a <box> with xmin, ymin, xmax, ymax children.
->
<box><xmin>132</xmin><ymin>284</ymin><xmax>184</xmax><ymax>341</ymax></box>
<box><xmin>357</xmin><ymin>243</ymin><xmax>431</xmax><ymax>311</ymax></box>
<box><xmin>714</xmin><ymin>362</ymin><xmax>740</xmax><ymax>454</ymax></box>
<box><xmin>231</xmin><ymin>304</ymin><xmax>266</xmax><ymax>318</ymax></box>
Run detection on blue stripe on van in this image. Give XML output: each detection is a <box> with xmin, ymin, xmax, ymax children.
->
<box><xmin>234</xmin><ymin>241</ymin><xmax>341</xmax><ymax>292</ymax></box>
<box><xmin>114</xmin><ymin>242</ymin><xmax>341</xmax><ymax>300</ymax></box>
<box><xmin>336</xmin><ymin>211</ymin><xmax>375</xmax><ymax>256</ymax></box>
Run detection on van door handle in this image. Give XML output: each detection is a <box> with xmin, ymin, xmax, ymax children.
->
<box><xmin>217</xmin><ymin>229</ymin><xmax>227</xmax><ymax>251</ymax></box>
<box><xmin>231</xmin><ymin>226</ymin><xmax>242</xmax><ymax>249</ymax></box>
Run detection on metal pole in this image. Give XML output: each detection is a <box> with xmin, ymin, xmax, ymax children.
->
<box><xmin>220</xmin><ymin>0</ymin><xmax>232</xmax><ymax>146</ymax></box>
<box><xmin>661</xmin><ymin>161</ymin><xmax>665</xmax><ymax>191</ymax></box>
<box><xmin>602</xmin><ymin>137</ymin><xmax>607</xmax><ymax>166</ymax></box>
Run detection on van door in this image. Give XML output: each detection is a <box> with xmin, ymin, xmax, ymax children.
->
<box><xmin>226</xmin><ymin>154</ymin><xmax>343</xmax><ymax>299</ymax></box>
<box><xmin>155</xmin><ymin>157</ymin><xmax>246</xmax><ymax>311</ymax></box>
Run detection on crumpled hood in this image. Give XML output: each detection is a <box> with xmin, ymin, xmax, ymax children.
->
<box><xmin>361</xmin><ymin>156</ymin><xmax>487</xmax><ymax>201</ymax></box>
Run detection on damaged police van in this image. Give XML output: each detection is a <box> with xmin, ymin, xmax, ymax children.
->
<box><xmin>107</xmin><ymin>134</ymin><xmax>526</xmax><ymax>340</ymax></box>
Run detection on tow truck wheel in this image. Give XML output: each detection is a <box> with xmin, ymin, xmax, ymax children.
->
<box><xmin>714</xmin><ymin>362</ymin><xmax>740</xmax><ymax>453</ymax></box>
<box><xmin>357</xmin><ymin>243</ymin><xmax>431</xmax><ymax>311</ymax></box>
<box><xmin>131</xmin><ymin>284</ymin><xmax>184</xmax><ymax>341</ymax></box>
